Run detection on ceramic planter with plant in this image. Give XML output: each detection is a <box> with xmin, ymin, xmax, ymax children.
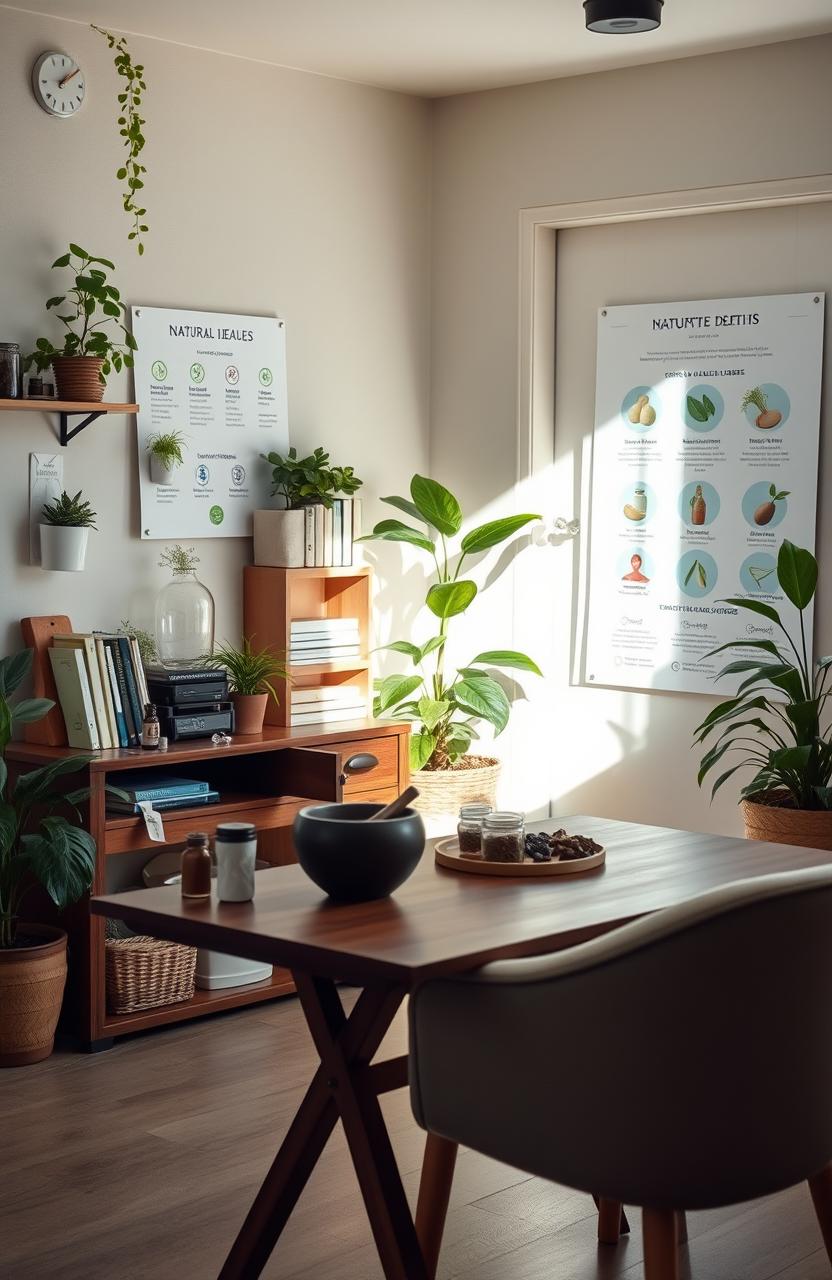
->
<box><xmin>255</xmin><ymin>446</ymin><xmax>363</xmax><ymax>567</ymax></box>
<box><xmin>147</xmin><ymin>429</ymin><xmax>186</xmax><ymax>485</ymax></box>
<box><xmin>695</xmin><ymin>539</ymin><xmax>832</xmax><ymax>849</ymax></box>
<box><xmin>25</xmin><ymin>244</ymin><xmax>137</xmax><ymax>401</ymax></box>
<box><xmin>40</xmin><ymin>489</ymin><xmax>97</xmax><ymax>572</ymax></box>
<box><xmin>203</xmin><ymin>638</ymin><xmax>288</xmax><ymax>734</ymax></box>
<box><xmin>359</xmin><ymin>475</ymin><xmax>541</xmax><ymax>822</ymax></box>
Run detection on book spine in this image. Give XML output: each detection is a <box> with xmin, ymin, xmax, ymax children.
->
<box><xmin>130</xmin><ymin>636</ymin><xmax>150</xmax><ymax>708</ymax></box>
<box><xmin>108</xmin><ymin>791</ymin><xmax>220</xmax><ymax>814</ymax></box>
<box><xmin>56</xmin><ymin>637</ymin><xmax>112</xmax><ymax>748</ymax></box>
<box><xmin>48</xmin><ymin>648</ymin><xmax>99</xmax><ymax>750</ymax></box>
<box><xmin>351</xmin><ymin>498</ymin><xmax>362</xmax><ymax>563</ymax></box>
<box><xmin>304</xmin><ymin>506</ymin><xmax>315</xmax><ymax>567</ymax></box>
<box><xmin>119</xmin><ymin>637</ymin><xmax>145</xmax><ymax>741</ymax></box>
<box><xmin>332</xmin><ymin>501</ymin><xmax>343</xmax><ymax>568</ymax></box>
<box><xmin>290</xmin><ymin>708</ymin><xmax>365</xmax><ymax>726</ymax></box>
<box><xmin>290</xmin><ymin>689</ymin><xmax>364</xmax><ymax>706</ymax></box>
<box><xmin>104</xmin><ymin>643</ymin><xmax>129</xmax><ymax>747</ymax></box>
<box><xmin>313</xmin><ymin>505</ymin><xmax>325</xmax><ymax>568</ymax></box>
<box><xmin>123</xmin><ymin>781</ymin><xmax>212</xmax><ymax>801</ymax></box>
<box><xmin>342</xmin><ymin>498</ymin><xmax>353</xmax><ymax>566</ymax></box>
<box><xmin>290</xmin><ymin>617</ymin><xmax>360</xmax><ymax>633</ymax></box>
<box><xmin>95</xmin><ymin>639</ymin><xmax>119</xmax><ymax>748</ymax></box>
<box><xmin>114</xmin><ymin>639</ymin><xmax>140</xmax><ymax>746</ymax></box>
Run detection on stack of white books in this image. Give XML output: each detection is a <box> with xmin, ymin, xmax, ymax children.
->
<box><xmin>290</xmin><ymin>685</ymin><xmax>367</xmax><ymax>726</ymax></box>
<box><xmin>290</xmin><ymin>617</ymin><xmax>362</xmax><ymax>665</ymax></box>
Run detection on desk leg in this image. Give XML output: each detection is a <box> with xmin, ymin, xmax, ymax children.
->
<box><xmin>415</xmin><ymin>1134</ymin><xmax>458</xmax><ymax>1278</ymax></box>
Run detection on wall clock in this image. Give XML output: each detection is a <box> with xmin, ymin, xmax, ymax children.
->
<box><xmin>32</xmin><ymin>51</ymin><xmax>86</xmax><ymax>117</ymax></box>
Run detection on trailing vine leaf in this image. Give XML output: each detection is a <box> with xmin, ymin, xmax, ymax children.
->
<box><xmin>92</xmin><ymin>26</ymin><xmax>149</xmax><ymax>254</ymax></box>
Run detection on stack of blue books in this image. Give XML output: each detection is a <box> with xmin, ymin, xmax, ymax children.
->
<box><xmin>106</xmin><ymin>773</ymin><xmax>220</xmax><ymax>816</ymax></box>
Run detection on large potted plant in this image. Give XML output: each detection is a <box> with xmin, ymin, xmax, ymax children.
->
<box><xmin>695</xmin><ymin>539</ymin><xmax>832</xmax><ymax>849</ymax></box>
<box><xmin>146</xmin><ymin>430</ymin><xmax>186</xmax><ymax>485</ymax></box>
<box><xmin>25</xmin><ymin>244</ymin><xmax>137</xmax><ymax>401</ymax></box>
<box><xmin>360</xmin><ymin>475</ymin><xmax>541</xmax><ymax>823</ymax></box>
<box><xmin>40</xmin><ymin>489</ymin><xmax>97</xmax><ymax>572</ymax></box>
<box><xmin>255</xmin><ymin>446</ymin><xmax>363</xmax><ymax>567</ymax></box>
<box><xmin>204</xmin><ymin>638</ymin><xmax>288</xmax><ymax>734</ymax></box>
<box><xmin>0</xmin><ymin>650</ymin><xmax>97</xmax><ymax>1066</ymax></box>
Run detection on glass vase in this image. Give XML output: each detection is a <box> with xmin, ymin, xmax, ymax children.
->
<box><xmin>154</xmin><ymin>570</ymin><xmax>215</xmax><ymax>668</ymax></box>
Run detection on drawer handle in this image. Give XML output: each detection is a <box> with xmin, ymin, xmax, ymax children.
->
<box><xmin>340</xmin><ymin>752</ymin><xmax>378</xmax><ymax>784</ymax></box>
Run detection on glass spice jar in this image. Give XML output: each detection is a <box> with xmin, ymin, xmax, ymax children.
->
<box><xmin>0</xmin><ymin>343</ymin><xmax>21</xmax><ymax>398</ymax></box>
<box><xmin>481</xmin><ymin>812</ymin><xmax>526</xmax><ymax>863</ymax></box>
<box><xmin>457</xmin><ymin>803</ymin><xmax>492</xmax><ymax>854</ymax></box>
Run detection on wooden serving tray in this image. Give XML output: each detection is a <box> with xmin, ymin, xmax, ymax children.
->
<box><xmin>435</xmin><ymin>836</ymin><xmax>606</xmax><ymax>877</ymax></box>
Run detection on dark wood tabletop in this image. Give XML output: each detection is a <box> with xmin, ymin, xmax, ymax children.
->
<box><xmin>90</xmin><ymin>814</ymin><xmax>832</xmax><ymax>987</ymax></box>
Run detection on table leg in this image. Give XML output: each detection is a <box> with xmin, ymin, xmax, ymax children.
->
<box><xmin>415</xmin><ymin>1134</ymin><xmax>459</xmax><ymax>1278</ymax></box>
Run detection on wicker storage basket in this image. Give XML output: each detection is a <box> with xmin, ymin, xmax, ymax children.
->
<box><xmin>105</xmin><ymin>935</ymin><xmax>197</xmax><ymax>1015</ymax></box>
<box><xmin>742</xmin><ymin>793</ymin><xmax>832</xmax><ymax>852</ymax></box>
<box><xmin>411</xmin><ymin>756</ymin><xmax>501</xmax><ymax>835</ymax></box>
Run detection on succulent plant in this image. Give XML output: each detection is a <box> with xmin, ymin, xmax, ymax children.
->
<box><xmin>41</xmin><ymin>489</ymin><xmax>97</xmax><ymax>529</ymax></box>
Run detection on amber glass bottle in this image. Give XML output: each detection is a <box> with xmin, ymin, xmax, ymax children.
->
<box><xmin>180</xmin><ymin>832</ymin><xmax>212</xmax><ymax>900</ymax></box>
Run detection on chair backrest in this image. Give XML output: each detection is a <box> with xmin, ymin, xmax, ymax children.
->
<box><xmin>409</xmin><ymin>864</ymin><xmax>832</xmax><ymax>1210</ymax></box>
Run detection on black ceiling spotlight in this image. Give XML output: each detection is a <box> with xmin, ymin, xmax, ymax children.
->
<box><xmin>584</xmin><ymin>0</ymin><xmax>663</xmax><ymax>33</ymax></box>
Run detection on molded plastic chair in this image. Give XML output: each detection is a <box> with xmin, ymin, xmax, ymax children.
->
<box><xmin>410</xmin><ymin>865</ymin><xmax>832</xmax><ymax>1278</ymax></box>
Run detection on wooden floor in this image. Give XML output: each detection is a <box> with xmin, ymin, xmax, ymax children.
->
<box><xmin>1</xmin><ymin>992</ymin><xmax>828</xmax><ymax>1280</ymax></box>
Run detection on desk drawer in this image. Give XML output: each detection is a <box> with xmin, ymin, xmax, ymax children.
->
<box><xmin>331</xmin><ymin>735</ymin><xmax>401</xmax><ymax>796</ymax></box>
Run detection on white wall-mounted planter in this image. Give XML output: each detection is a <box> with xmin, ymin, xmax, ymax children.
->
<box><xmin>40</xmin><ymin>524</ymin><xmax>90</xmax><ymax>572</ymax></box>
<box><xmin>253</xmin><ymin>508</ymin><xmax>306</xmax><ymax>568</ymax></box>
<box><xmin>149</xmin><ymin>454</ymin><xmax>180</xmax><ymax>486</ymax></box>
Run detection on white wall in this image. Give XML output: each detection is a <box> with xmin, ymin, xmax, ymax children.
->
<box><xmin>0</xmin><ymin>9</ymin><xmax>431</xmax><ymax>653</ymax></box>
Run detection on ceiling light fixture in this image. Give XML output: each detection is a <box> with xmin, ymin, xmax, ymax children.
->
<box><xmin>583</xmin><ymin>0</ymin><xmax>663</xmax><ymax>33</ymax></box>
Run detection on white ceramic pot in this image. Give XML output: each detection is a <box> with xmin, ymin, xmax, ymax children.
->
<box><xmin>253</xmin><ymin>508</ymin><xmax>307</xmax><ymax>568</ymax></box>
<box><xmin>40</xmin><ymin>524</ymin><xmax>90</xmax><ymax>572</ymax></box>
<box><xmin>149</xmin><ymin>453</ymin><xmax>179</xmax><ymax>485</ymax></box>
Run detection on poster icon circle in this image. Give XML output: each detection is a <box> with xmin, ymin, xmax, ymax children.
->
<box><xmin>621</xmin><ymin>386</ymin><xmax>659</xmax><ymax>432</ymax></box>
<box><xmin>742</xmin><ymin>480</ymin><xmax>789</xmax><ymax>530</ymax></box>
<box><xmin>209</xmin><ymin>505</ymin><xmax>224</xmax><ymax>525</ymax></box>
<box><xmin>620</xmin><ymin>478</ymin><xmax>655</xmax><ymax>525</ymax></box>
<box><xmin>259</xmin><ymin>367</ymin><xmax>273</xmax><ymax>387</ymax></box>
<box><xmin>677</xmin><ymin>550</ymin><xmax>717</xmax><ymax>598</ymax></box>
<box><xmin>684</xmin><ymin>384</ymin><xmax>723</xmax><ymax>433</ymax></box>
<box><xmin>743</xmin><ymin>382</ymin><xmax>790</xmax><ymax>432</ymax></box>
<box><xmin>739</xmin><ymin>552</ymin><xmax>779</xmax><ymax>595</ymax></box>
<box><xmin>679</xmin><ymin>480</ymin><xmax>721</xmax><ymax>528</ymax></box>
<box><xmin>231</xmin><ymin>465</ymin><xmax>246</xmax><ymax>487</ymax></box>
<box><xmin>225</xmin><ymin>365</ymin><xmax>240</xmax><ymax>386</ymax></box>
<box><xmin>190</xmin><ymin>362</ymin><xmax>205</xmax><ymax>384</ymax></box>
<box><xmin>151</xmin><ymin>359</ymin><xmax>168</xmax><ymax>381</ymax></box>
<box><xmin>618</xmin><ymin>546</ymin><xmax>653</xmax><ymax>585</ymax></box>
<box><xmin>195</xmin><ymin>464</ymin><xmax>210</xmax><ymax>486</ymax></box>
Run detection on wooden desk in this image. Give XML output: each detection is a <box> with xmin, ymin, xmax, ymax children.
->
<box><xmin>91</xmin><ymin>814</ymin><xmax>832</xmax><ymax>1280</ymax></box>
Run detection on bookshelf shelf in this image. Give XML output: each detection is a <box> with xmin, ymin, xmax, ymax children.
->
<box><xmin>0</xmin><ymin>397</ymin><xmax>139</xmax><ymax>445</ymax></box>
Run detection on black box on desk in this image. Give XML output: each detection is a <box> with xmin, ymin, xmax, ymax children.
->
<box><xmin>156</xmin><ymin>702</ymin><xmax>235</xmax><ymax>741</ymax></box>
<box><xmin>146</xmin><ymin>666</ymin><xmax>229</xmax><ymax>706</ymax></box>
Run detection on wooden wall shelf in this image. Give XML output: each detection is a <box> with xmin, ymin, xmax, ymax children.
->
<box><xmin>0</xmin><ymin>397</ymin><xmax>139</xmax><ymax>445</ymax></box>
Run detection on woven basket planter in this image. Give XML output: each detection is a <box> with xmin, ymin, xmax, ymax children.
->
<box><xmin>411</xmin><ymin>755</ymin><xmax>501</xmax><ymax>834</ymax></box>
<box><xmin>742</xmin><ymin>792</ymin><xmax>832</xmax><ymax>852</ymax></box>
<box><xmin>51</xmin><ymin>356</ymin><xmax>105</xmax><ymax>402</ymax></box>
<box><xmin>105</xmin><ymin>935</ymin><xmax>197</xmax><ymax>1015</ymax></box>
<box><xmin>0</xmin><ymin>925</ymin><xmax>67</xmax><ymax>1067</ymax></box>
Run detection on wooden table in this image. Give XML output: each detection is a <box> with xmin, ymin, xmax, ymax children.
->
<box><xmin>90</xmin><ymin>815</ymin><xmax>832</xmax><ymax>1279</ymax></box>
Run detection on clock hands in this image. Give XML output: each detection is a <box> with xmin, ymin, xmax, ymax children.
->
<box><xmin>58</xmin><ymin>66</ymin><xmax>80</xmax><ymax>88</ymax></box>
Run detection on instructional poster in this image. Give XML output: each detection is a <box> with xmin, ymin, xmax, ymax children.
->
<box><xmin>585</xmin><ymin>292</ymin><xmax>824</xmax><ymax>696</ymax></box>
<box><xmin>132</xmin><ymin>305</ymin><xmax>289</xmax><ymax>539</ymax></box>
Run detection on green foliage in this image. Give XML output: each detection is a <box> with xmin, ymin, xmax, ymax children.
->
<box><xmin>263</xmin><ymin>446</ymin><xmax>363</xmax><ymax>510</ymax></box>
<box><xmin>118</xmin><ymin>622</ymin><xmax>158</xmax><ymax>664</ymax></box>
<box><xmin>147</xmin><ymin>430</ymin><xmax>186</xmax><ymax>468</ymax></box>
<box><xmin>92</xmin><ymin>27</ymin><xmax>149</xmax><ymax>254</ymax></box>
<box><xmin>363</xmin><ymin>475</ymin><xmax>541</xmax><ymax>772</ymax></box>
<box><xmin>203</xmin><ymin>638</ymin><xmax>288</xmax><ymax>700</ymax></box>
<box><xmin>159</xmin><ymin>544</ymin><xmax>199</xmax><ymax>574</ymax></box>
<box><xmin>41</xmin><ymin>489</ymin><xmax>97</xmax><ymax>529</ymax></box>
<box><xmin>694</xmin><ymin>540</ymin><xmax>832</xmax><ymax>810</ymax></box>
<box><xmin>25</xmin><ymin>245</ymin><xmax>138</xmax><ymax>382</ymax></box>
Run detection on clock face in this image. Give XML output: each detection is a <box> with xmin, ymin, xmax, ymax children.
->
<box><xmin>32</xmin><ymin>51</ymin><xmax>86</xmax><ymax>118</ymax></box>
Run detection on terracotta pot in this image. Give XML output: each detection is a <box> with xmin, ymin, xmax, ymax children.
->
<box><xmin>742</xmin><ymin>793</ymin><xmax>832</xmax><ymax>851</ymax></box>
<box><xmin>231</xmin><ymin>692</ymin><xmax>269</xmax><ymax>735</ymax></box>
<box><xmin>51</xmin><ymin>356</ymin><xmax>105</xmax><ymax>402</ymax></box>
<box><xmin>411</xmin><ymin>756</ymin><xmax>501</xmax><ymax>837</ymax></box>
<box><xmin>0</xmin><ymin>925</ymin><xmax>67</xmax><ymax>1067</ymax></box>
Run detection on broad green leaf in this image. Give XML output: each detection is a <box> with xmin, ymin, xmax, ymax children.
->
<box><xmin>769</xmin><ymin>744</ymin><xmax>813</xmax><ymax>775</ymax></box>
<box><xmin>813</xmin><ymin>787</ymin><xmax>832</xmax><ymax>810</ymax></box>
<box><xmin>420</xmin><ymin>636</ymin><xmax>446</xmax><ymax>660</ymax></box>
<box><xmin>13</xmin><ymin>755</ymin><xmax>93</xmax><ymax>810</ymax></box>
<box><xmin>0</xmin><ymin>649</ymin><xmax>33</xmax><ymax>697</ymax></box>
<box><xmin>410</xmin><ymin>475</ymin><xmax>461</xmax><ymax>536</ymax></box>
<box><xmin>768</xmin><ymin>667</ymin><xmax>806</xmax><ymax>704</ymax></box>
<box><xmin>359</xmin><ymin>519</ymin><xmax>434</xmax><ymax>554</ymax></box>
<box><xmin>374</xmin><ymin>640</ymin><xmax>421</xmax><ymax>662</ymax></box>
<box><xmin>454</xmin><ymin>675</ymin><xmax>510</xmax><ymax>735</ymax></box>
<box><xmin>410</xmin><ymin>729</ymin><xmax>435</xmax><ymax>772</ymax></box>
<box><xmin>693</xmin><ymin>696</ymin><xmax>770</xmax><ymax>741</ymax></box>
<box><xmin>20</xmin><ymin>817</ymin><xmax>95</xmax><ymax>909</ymax></box>
<box><xmin>460</xmin><ymin>514</ymin><xmax>540</xmax><ymax>555</ymax></box>
<box><xmin>381</xmin><ymin>495</ymin><xmax>436</xmax><ymax>531</ymax></box>
<box><xmin>427</xmin><ymin>580</ymin><xmax>477</xmax><ymax>619</ymax></box>
<box><xmin>11</xmin><ymin>697</ymin><xmax>54</xmax><ymax>725</ymax></box>
<box><xmin>0</xmin><ymin>800</ymin><xmax>15</xmax><ymax>855</ymax></box>
<box><xmin>68</xmin><ymin>243</ymin><xmax>90</xmax><ymax>259</ymax></box>
<box><xmin>687</xmin><ymin>395</ymin><xmax>707</xmax><ymax>422</ymax></box>
<box><xmin>468</xmin><ymin>650</ymin><xmax>542</xmax><ymax>676</ymax></box>
<box><xmin>720</xmin><ymin>598</ymin><xmax>783</xmax><ymax>627</ymax></box>
<box><xmin>702</xmin><ymin>639</ymin><xmax>781</xmax><ymax>661</ymax></box>
<box><xmin>786</xmin><ymin>700</ymin><xmax>820</xmax><ymax>744</ymax></box>
<box><xmin>418</xmin><ymin>697</ymin><xmax>450</xmax><ymax>732</ymax></box>
<box><xmin>0</xmin><ymin>699</ymin><xmax>10</xmax><ymax>755</ymax></box>
<box><xmin>375</xmin><ymin>674</ymin><xmax>423</xmax><ymax>714</ymax></box>
<box><xmin>702</xmin><ymin>394</ymin><xmax>716</xmax><ymax>417</ymax></box>
<box><xmin>777</xmin><ymin>540</ymin><xmax>817</xmax><ymax>610</ymax></box>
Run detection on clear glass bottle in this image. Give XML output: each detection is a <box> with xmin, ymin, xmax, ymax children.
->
<box><xmin>180</xmin><ymin>832</ymin><xmax>212</xmax><ymax>900</ymax></box>
<box><xmin>457</xmin><ymin>803</ymin><xmax>492</xmax><ymax>855</ymax></box>
<box><xmin>481</xmin><ymin>811</ymin><xmax>526</xmax><ymax>863</ymax></box>
<box><xmin>155</xmin><ymin>569</ymin><xmax>215</xmax><ymax>668</ymax></box>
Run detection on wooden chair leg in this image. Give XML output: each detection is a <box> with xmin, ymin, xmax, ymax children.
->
<box><xmin>415</xmin><ymin>1134</ymin><xmax>458</xmax><ymax>1279</ymax></box>
<box><xmin>809</xmin><ymin>1164</ymin><xmax>832</xmax><ymax>1263</ymax></box>
<box><xmin>597</xmin><ymin>1198</ymin><xmax>624</xmax><ymax>1245</ymax></box>
<box><xmin>642</xmin><ymin>1207</ymin><xmax>679</xmax><ymax>1280</ymax></box>
<box><xmin>676</xmin><ymin>1210</ymin><xmax>688</xmax><ymax>1245</ymax></box>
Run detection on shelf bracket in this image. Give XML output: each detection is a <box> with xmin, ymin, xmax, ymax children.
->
<box><xmin>59</xmin><ymin>409</ymin><xmax>106</xmax><ymax>446</ymax></box>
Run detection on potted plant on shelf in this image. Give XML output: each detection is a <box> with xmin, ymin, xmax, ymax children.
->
<box><xmin>0</xmin><ymin>649</ymin><xmax>97</xmax><ymax>1066</ymax></box>
<box><xmin>204</xmin><ymin>638</ymin><xmax>289</xmax><ymax>734</ymax></box>
<box><xmin>146</xmin><ymin>430</ymin><xmax>186</xmax><ymax>485</ymax></box>
<box><xmin>360</xmin><ymin>475</ymin><xmax>541</xmax><ymax>822</ymax></box>
<box><xmin>255</xmin><ymin>446</ymin><xmax>363</xmax><ymax>567</ymax></box>
<box><xmin>695</xmin><ymin>539</ymin><xmax>832</xmax><ymax>849</ymax></box>
<box><xmin>40</xmin><ymin>489</ymin><xmax>97</xmax><ymax>572</ymax></box>
<box><xmin>25</xmin><ymin>243</ymin><xmax>137</xmax><ymax>401</ymax></box>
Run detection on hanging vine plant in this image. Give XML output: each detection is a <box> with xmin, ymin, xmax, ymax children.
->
<box><xmin>92</xmin><ymin>26</ymin><xmax>149</xmax><ymax>255</ymax></box>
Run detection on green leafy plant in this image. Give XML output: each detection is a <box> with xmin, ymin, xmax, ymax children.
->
<box><xmin>92</xmin><ymin>26</ymin><xmax>148</xmax><ymax>254</ymax></box>
<box><xmin>360</xmin><ymin>475</ymin><xmax>541</xmax><ymax>772</ymax></box>
<box><xmin>263</xmin><ymin>446</ymin><xmax>363</xmax><ymax>509</ymax></box>
<box><xmin>695</xmin><ymin>540</ymin><xmax>832</xmax><ymax>810</ymax></box>
<box><xmin>687</xmin><ymin>393</ymin><xmax>716</xmax><ymax>423</ymax></box>
<box><xmin>41</xmin><ymin>490</ymin><xmax>97</xmax><ymax>529</ymax></box>
<box><xmin>119</xmin><ymin>622</ymin><xmax>157</xmax><ymax>665</ymax></box>
<box><xmin>203</xmin><ymin>638</ymin><xmax>288</xmax><ymax>700</ymax></box>
<box><xmin>146</xmin><ymin>430</ymin><xmax>186</xmax><ymax>468</ymax></box>
<box><xmin>159</xmin><ymin>545</ymin><xmax>199</xmax><ymax>574</ymax></box>
<box><xmin>25</xmin><ymin>245</ymin><xmax>138</xmax><ymax>383</ymax></box>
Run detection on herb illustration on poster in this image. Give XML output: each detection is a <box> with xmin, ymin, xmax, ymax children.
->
<box><xmin>132</xmin><ymin>306</ymin><xmax>289</xmax><ymax>538</ymax></box>
<box><xmin>585</xmin><ymin>292</ymin><xmax>825</xmax><ymax>696</ymax></box>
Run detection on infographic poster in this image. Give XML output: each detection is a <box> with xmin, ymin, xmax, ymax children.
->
<box><xmin>585</xmin><ymin>293</ymin><xmax>824</xmax><ymax>696</ymax></box>
<box><xmin>132</xmin><ymin>306</ymin><xmax>289</xmax><ymax>539</ymax></box>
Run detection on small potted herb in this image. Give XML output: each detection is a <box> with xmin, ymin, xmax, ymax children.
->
<box><xmin>255</xmin><ymin>446</ymin><xmax>363</xmax><ymax>567</ymax></box>
<box><xmin>25</xmin><ymin>244</ymin><xmax>137</xmax><ymax>401</ymax></box>
<box><xmin>146</xmin><ymin>429</ymin><xmax>187</xmax><ymax>485</ymax></box>
<box><xmin>40</xmin><ymin>489</ymin><xmax>97</xmax><ymax>572</ymax></box>
<box><xmin>203</xmin><ymin>638</ymin><xmax>288</xmax><ymax>734</ymax></box>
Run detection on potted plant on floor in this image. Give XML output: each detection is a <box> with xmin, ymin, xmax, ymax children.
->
<box><xmin>255</xmin><ymin>446</ymin><xmax>363</xmax><ymax>567</ymax></box>
<box><xmin>146</xmin><ymin>430</ymin><xmax>186</xmax><ymax>485</ymax></box>
<box><xmin>695</xmin><ymin>539</ymin><xmax>832</xmax><ymax>849</ymax></box>
<box><xmin>40</xmin><ymin>489</ymin><xmax>97</xmax><ymax>572</ymax></box>
<box><xmin>25</xmin><ymin>243</ymin><xmax>137</xmax><ymax>401</ymax></box>
<box><xmin>0</xmin><ymin>649</ymin><xmax>97</xmax><ymax>1066</ymax></box>
<box><xmin>204</xmin><ymin>638</ymin><xmax>289</xmax><ymax>734</ymax></box>
<box><xmin>360</xmin><ymin>475</ymin><xmax>541</xmax><ymax>822</ymax></box>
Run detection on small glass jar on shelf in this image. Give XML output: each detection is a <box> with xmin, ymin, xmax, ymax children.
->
<box><xmin>457</xmin><ymin>803</ymin><xmax>492</xmax><ymax>855</ymax></box>
<box><xmin>481</xmin><ymin>812</ymin><xmax>526</xmax><ymax>863</ymax></box>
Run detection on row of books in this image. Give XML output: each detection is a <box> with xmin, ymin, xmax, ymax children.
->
<box><xmin>49</xmin><ymin>633</ymin><xmax>148</xmax><ymax>751</ymax></box>
<box><xmin>106</xmin><ymin>772</ymin><xmax>220</xmax><ymax>815</ymax></box>
<box><xmin>290</xmin><ymin>617</ymin><xmax>362</xmax><ymax>665</ymax></box>
<box><xmin>289</xmin><ymin>684</ymin><xmax>366</xmax><ymax>726</ymax></box>
<box><xmin>303</xmin><ymin>498</ymin><xmax>362</xmax><ymax>567</ymax></box>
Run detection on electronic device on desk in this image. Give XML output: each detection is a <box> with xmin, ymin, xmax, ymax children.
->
<box><xmin>156</xmin><ymin>702</ymin><xmax>235</xmax><ymax>742</ymax></box>
<box><xmin>145</xmin><ymin>665</ymin><xmax>229</xmax><ymax>706</ymax></box>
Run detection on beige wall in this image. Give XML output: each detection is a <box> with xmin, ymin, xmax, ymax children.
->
<box><xmin>429</xmin><ymin>36</ymin><xmax>832</xmax><ymax>833</ymax></box>
<box><xmin>0</xmin><ymin>9</ymin><xmax>431</xmax><ymax>653</ymax></box>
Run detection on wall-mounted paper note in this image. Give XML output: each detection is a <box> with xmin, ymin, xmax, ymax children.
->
<box><xmin>29</xmin><ymin>453</ymin><xmax>63</xmax><ymax>563</ymax></box>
